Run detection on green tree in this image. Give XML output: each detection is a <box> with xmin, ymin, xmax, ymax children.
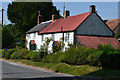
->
<box><xmin>7</xmin><ymin>2</ymin><xmax>61</xmax><ymax>34</ymax></box>
<box><xmin>2</xmin><ymin>24</ymin><xmax>17</xmax><ymax>48</ymax></box>
<box><xmin>7</xmin><ymin>2</ymin><xmax>62</xmax><ymax>47</ymax></box>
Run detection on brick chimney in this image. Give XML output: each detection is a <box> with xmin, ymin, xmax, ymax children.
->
<box><xmin>89</xmin><ymin>5</ymin><xmax>96</xmax><ymax>13</ymax></box>
<box><xmin>64</xmin><ymin>10</ymin><xmax>70</xmax><ymax>19</ymax></box>
<box><xmin>37</xmin><ymin>11</ymin><xmax>43</xmax><ymax>25</ymax></box>
<box><xmin>52</xmin><ymin>14</ymin><xmax>57</xmax><ymax>22</ymax></box>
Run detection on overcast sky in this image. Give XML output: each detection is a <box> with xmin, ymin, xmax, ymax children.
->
<box><xmin>0</xmin><ymin>1</ymin><xmax>119</xmax><ymax>25</ymax></box>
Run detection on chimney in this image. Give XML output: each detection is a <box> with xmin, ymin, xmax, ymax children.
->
<box><xmin>89</xmin><ymin>5</ymin><xmax>96</xmax><ymax>13</ymax></box>
<box><xmin>64</xmin><ymin>10</ymin><xmax>70</xmax><ymax>19</ymax></box>
<box><xmin>52</xmin><ymin>14</ymin><xmax>57</xmax><ymax>22</ymax></box>
<box><xmin>37</xmin><ymin>11</ymin><xmax>43</xmax><ymax>25</ymax></box>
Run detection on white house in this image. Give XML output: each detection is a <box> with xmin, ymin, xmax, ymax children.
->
<box><xmin>26</xmin><ymin>5</ymin><xmax>120</xmax><ymax>53</ymax></box>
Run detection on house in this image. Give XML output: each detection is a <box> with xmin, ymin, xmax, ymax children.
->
<box><xmin>106</xmin><ymin>18</ymin><xmax>120</xmax><ymax>42</ymax></box>
<box><xmin>26</xmin><ymin>5</ymin><xmax>120</xmax><ymax>52</ymax></box>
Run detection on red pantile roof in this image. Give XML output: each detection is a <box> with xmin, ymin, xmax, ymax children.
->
<box><xmin>39</xmin><ymin>12</ymin><xmax>91</xmax><ymax>34</ymax></box>
<box><xmin>76</xmin><ymin>35</ymin><xmax>120</xmax><ymax>49</ymax></box>
<box><xmin>30</xmin><ymin>40</ymin><xmax>36</xmax><ymax>44</ymax></box>
<box><xmin>106</xmin><ymin>18</ymin><xmax>120</xmax><ymax>30</ymax></box>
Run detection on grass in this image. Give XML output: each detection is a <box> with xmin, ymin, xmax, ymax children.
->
<box><xmin>2</xmin><ymin>58</ymin><xmax>120</xmax><ymax>79</ymax></box>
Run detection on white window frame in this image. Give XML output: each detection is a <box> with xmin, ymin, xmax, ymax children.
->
<box><xmin>65</xmin><ymin>32</ymin><xmax>70</xmax><ymax>42</ymax></box>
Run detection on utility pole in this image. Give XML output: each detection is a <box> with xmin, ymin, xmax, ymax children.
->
<box><xmin>63</xmin><ymin>0</ymin><xmax>65</xmax><ymax>18</ymax></box>
<box><xmin>2</xmin><ymin>9</ymin><xmax>4</xmax><ymax>27</ymax></box>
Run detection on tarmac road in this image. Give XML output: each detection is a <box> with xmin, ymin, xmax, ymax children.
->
<box><xmin>1</xmin><ymin>60</ymin><xmax>73</xmax><ymax>80</ymax></box>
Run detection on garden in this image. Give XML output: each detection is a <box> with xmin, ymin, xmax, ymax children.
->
<box><xmin>1</xmin><ymin>44</ymin><xmax>120</xmax><ymax>78</ymax></box>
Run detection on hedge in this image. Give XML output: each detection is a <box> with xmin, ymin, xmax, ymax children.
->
<box><xmin>5</xmin><ymin>48</ymin><xmax>18</xmax><ymax>59</ymax></box>
<box><xmin>42</xmin><ymin>51</ymin><xmax>64</xmax><ymax>63</ymax></box>
<box><xmin>31</xmin><ymin>52</ymin><xmax>47</xmax><ymax>62</ymax></box>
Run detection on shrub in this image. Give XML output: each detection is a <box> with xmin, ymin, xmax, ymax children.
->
<box><xmin>97</xmin><ymin>44</ymin><xmax>117</xmax><ymax>54</ymax></box>
<box><xmin>64</xmin><ymin>46</ymin><xmax>86</xmax><ymax>65</ymax></box>
<box><xmin>25</xmin><ymin>51</ymin><xmax>34</xmax><ymax>60</ymax></box>
<box><xmin>10</xmin><ymin>49</ymin><xmax>30</xmax><ymax>59</ymax></box>
<box><xmin>18</xmin><ymin>49</ymin><xmax>30</xmax><ymax>59</ymax></box>
<box><xmin>42</xmin><ymin>51</ymin><xmax>64</xmax><ymax>63</ymax></box>
<box><xmin>11</xmin><ymin>50</ymin><xmax>21</xmax><ymax>59</ymax></box>
<box><xmin>100</xmin><ymin>53</ymin><xmax>120</xmax><ymax>70</ymax></box>
<box><xmin>31</xmin><ymin>52</ymin><xmax>47</xmax><ymax>62</ymax></box>
<box><xmin>87</xmin><ymin>50</ymin><xmax>102</xmax><ymax>66</ymax></box>
<box><xmin>5</xmin><ymin>48</ymin><xmax>18</xmax><ymax>59</ymax></box>
<box><xmin>2</xmin><ymin>49</ymin><xmax>5</xmax><ymax>58</ymax></box>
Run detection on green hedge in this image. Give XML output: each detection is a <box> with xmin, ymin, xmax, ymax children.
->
<box><xmin>11</xmin><ymin>49</ymin><xmax>30</xmax><ymax>59</ymax></box>
<box><xmin>5</xmin><ymin>48</ymin><xmax>18</xmax><ymax>59</ymax></box>
<box><xmin>42</xmin><ymin>51</ymin><xmax>64</xmax><ymax>63</ymax></box>
<box><xmin>31</xmin><ymin>52</ymin><xmax>47</xmax><ymax>62</ymax></box>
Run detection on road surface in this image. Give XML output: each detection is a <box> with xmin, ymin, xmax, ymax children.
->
<box><xmin>1</xmin><ymin>60</ymin><xmax>75</xmax><ymax>80</ymax></box>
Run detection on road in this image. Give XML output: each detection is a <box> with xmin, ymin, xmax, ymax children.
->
<box><xmin>1</xmin><ymin>60</ymin><xmax>74</xmax><ymax>79</ymax></box>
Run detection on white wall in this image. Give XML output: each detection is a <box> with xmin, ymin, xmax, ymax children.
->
<box><xmin>26</xmin><ymin>32</ymin><xmax>74</xmax><ymax>52</ymax></box>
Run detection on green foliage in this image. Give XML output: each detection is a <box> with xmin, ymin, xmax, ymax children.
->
<box><xmin>42</xmin><ymin>51</ymin><xmax>64</xmax><ymax>63</ymax></box>
<box><xmin>2</xmin><ymin>49</ymin><xmax>5</xmax><ymax>58</ymax></box>
<box><xmin>2</xmin><ymin>24</ymin><xmax>17</xmax><ymax>48</ymax></box>
<box><xmin>5</xmin><ymin>48</ymin><xmax>18</xmax><ymax>59</ymax></box>
<box><xmin>11</xmin><ymin>50</ymin><xmax>21</xmax><ymax>59</ymax></box>
<box><xmin>97</xmin><ymin>44</ymin><xmax>120</xmax><ymax>54</ymax></box>
<box><xmin>43</xmin><ymin>37</ymin><xmax>52</xmax><ymax>53</ymax></box>
<box><xmin>114</xmin><ymin>33</ymin><xmax>118</xmax><ymax>39</ymax></box>
<box><xmin>11</xmin><ymin>49</ymin><xmax>30</xmax><ymax>59</ymax></box>
<box><xmin>25</xmin><ymin>51</ymin><xmax>34</xmax><ymax>60</ymax></box>
<box><xmin>7</xmin><ymin>2</ymin><xmax>61</xmax><ymax>34</ymax></box>
<box><xmin>31</xmin><ymin>52</ymin><xmax>47</xmax><ymax>62</ymax></box>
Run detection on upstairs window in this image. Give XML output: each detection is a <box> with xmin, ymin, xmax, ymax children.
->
<box><xmin>65</xmin><ymin>33</ymin><xmax>70</xmax><ymax>42</ymax></box>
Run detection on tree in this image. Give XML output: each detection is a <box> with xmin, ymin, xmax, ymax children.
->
<box><xmin>7</xmin><ymin>2</ymin><xmax>61</xmax><ymax>34</ymax></box>
<box><xmin>2</xmin><ymin>24</ymin><xmax>17</xmax><ymax>48</ymax></box>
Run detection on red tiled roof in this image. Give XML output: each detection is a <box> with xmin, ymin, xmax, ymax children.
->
<box><xmin>76</xmin><ymin>35</ymin><xmax>120</xmax><ymax>49</ymax></box>
<box><xmin>106</xmin><ymin>18</ymin><xmax>120</xmax><ymax>30</ymax></box>
<box><xmin>39</xmin><ymin>12</ymin><xmax>91</xmax><ymax>34</ymax></box>
<box><xmin>30</xmin><ymin>40</ymin><xmax>36</xmax><ymax>44</ymax></box>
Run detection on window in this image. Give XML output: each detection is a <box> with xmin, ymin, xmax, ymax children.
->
<box><xmin>51</xmin><ymin>34</ymin><xmax>55</xmax><ymax>40</ymax></box>
<box><xmin>41</xmin><ymin>35</ymin><xmax>44</xmax><ymax>42</ymax></box>
<box><xmin>65</xmin><ymin>33</ymin><xmax>70</xmax><ymax>42</ymax></box>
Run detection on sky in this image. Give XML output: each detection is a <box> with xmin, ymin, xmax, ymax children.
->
<box><xmin>0</xmin><ymin>1</ymin><xmax>119</xmax><ymax>25</ymax></box>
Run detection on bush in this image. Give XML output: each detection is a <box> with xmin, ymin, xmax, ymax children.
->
<box><xmin>2</xmin><ymin>49</ymin><xmax>5</xmax><ymax>58</ymax></box>
<box><xmin>42</xmin><ymin>51</ymin><xmax>64</xmax><ymax>63</ymax></box>
<box><xmin>5</xmin><ymin>48</ymin><xmax>18</xmax><ymax>59</ymax></box>
<box><xmin>11</xmin><ymin>50</ymin><xmax>21</xmax><ymax>59</ymax></box>
<box><xmin>87</xmin><ymin>50</ymin><xmax>102</xmax><ymax>66</ymax></box>
<box><xmin>18</xmin><ymin>49</ymin><xmax>30</xmax><ymax>59</ymax></box>
<box><xmin>97</xmin><ymin>44</ymin><xmax>119</xmax><ymax>54</ymax></box>
<box><xmin>25</xmin><ymin>51</ymin><xmax>34</xmax><ymax>60</ymax></box>
<box><xmin>64</xmin><ymin>46</ymin><xmax>87</xmax><ymax>65</ymax></box>
<box><xmin>100</xmin><ymin>53</ymin><xmax>120</xmax><ymax>70</ymax></box>
<box><xmin>31</xmin><ymin>52</ymin><xmax>47</xmax><ymax>62</ymax></box>
<box><xmin>10</xmin><ymin>49</ymin><xmax>30</xmax><ymax>59</ymax></box>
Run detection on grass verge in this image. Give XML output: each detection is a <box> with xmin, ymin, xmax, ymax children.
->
<box><xmin>2</xmin><ymin>58</ymin><xmax>120</xmax><ymax>79</ymax></box>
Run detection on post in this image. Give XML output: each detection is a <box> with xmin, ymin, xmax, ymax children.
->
<box><xmin>2</xmin><ymin>9</ymin><xmax>4</xmax><ymax>27</ymax></box>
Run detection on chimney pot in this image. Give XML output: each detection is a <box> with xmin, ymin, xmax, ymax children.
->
<box><xmin>37</xmin><ymin>11</ymin><xmax>43</xmax><ymax>25</ymax></box>
<box><xmin>89</xmin><ymin>5</ymin><xmax>96</xmax><ymax>13</ymax></box>
<box><xmin>64</xmin><ymin>10</ymin><xmax>70</xmax><ymax>19</ymax></box>
<box><xmin>52</xmin><ymin>14</ymin><xmax>57</xmax><ymax>22</ymax></box>
<box><xmin>38</xmin><ymin>11</ymin><xmax>40</xmax><ymax>16</ymax></box>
